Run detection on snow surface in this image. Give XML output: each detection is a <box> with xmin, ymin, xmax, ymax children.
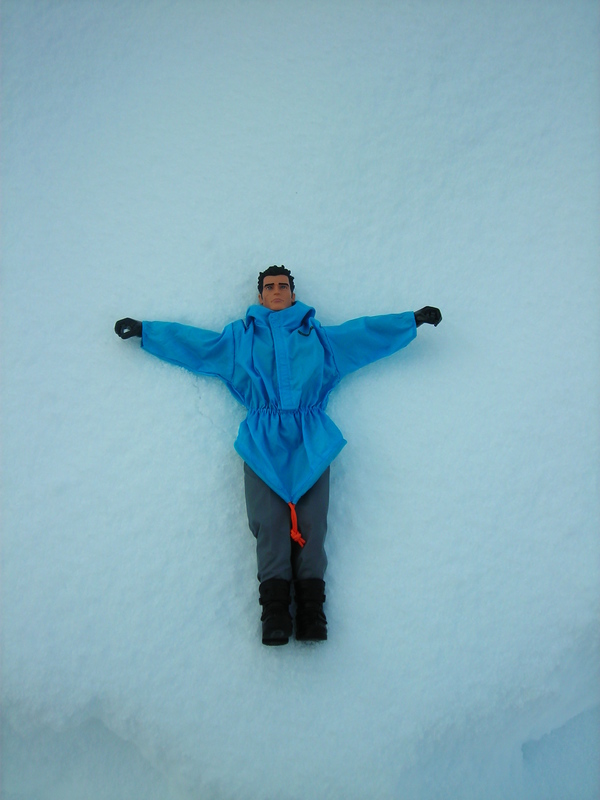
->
<box><xmin>2</xmin><ymin>1</ymin><xmax>599</xmax><ymax>798</ymax></box>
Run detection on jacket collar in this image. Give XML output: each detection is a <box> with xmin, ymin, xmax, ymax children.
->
<box><xmin>245</xmin><ymin>301</ymin><xmax>315</xmax><ymax>331</ymax></box>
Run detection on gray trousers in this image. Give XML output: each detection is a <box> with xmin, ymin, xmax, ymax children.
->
<box><xmin>244</xmin><ymin>463</ymin><xmax>330</xmax><ymax>583</ymax></box>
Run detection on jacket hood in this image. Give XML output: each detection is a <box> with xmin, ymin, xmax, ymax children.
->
<box><xmin>245</xmin><ymin>301</ymin><xmax>316</xmax><ymax>331</ymax></box>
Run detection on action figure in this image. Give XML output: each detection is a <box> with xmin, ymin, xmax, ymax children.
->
<box><xmin>115</xmin><ymin>266</ymin><xmax>441</xmax><ymax>645</ymax></box>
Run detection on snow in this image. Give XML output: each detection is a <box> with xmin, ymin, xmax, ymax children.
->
<box><xmin>1</xmin><ymin>1</ymin><xmax>599</xmax><ymax>798</ymax></box>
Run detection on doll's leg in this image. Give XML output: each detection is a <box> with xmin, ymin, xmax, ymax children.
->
<box><xmin>244</xmin><ymin>463</ymin><xmax>294</xmax><ymax>645</ymax></box>
<box><xmin>291</xmin><ymin>468</ymin><xmax>330</xmax><ymax>641</ymax></box>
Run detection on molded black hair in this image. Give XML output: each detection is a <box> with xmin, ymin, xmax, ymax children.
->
<box><xmin>258</xmin><ymin>265</ymin><xmax>295</xmax><ymax>295</ymax></box>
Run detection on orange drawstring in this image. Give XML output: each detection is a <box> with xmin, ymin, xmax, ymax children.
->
<box><xmin>288</xmin><ymin>502</ymin><xmax>306</xmax><ymax>547</ymax></box>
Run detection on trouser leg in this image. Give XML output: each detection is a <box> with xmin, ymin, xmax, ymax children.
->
<box><xmin>243</xmin><ymin>463</ymin><xmax>330</xmax><ymax>582</ymax></box>
<box><xmin>292</xmin><ymin>467</ymin><xmax>329</xmax><ymax>581</ymax></box>
<box><xmin>244</xmin><ymin>463</ymin><xmax>292</xmax><ymax>582</ymax></box>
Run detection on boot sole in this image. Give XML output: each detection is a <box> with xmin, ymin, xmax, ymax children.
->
<box><xmin>262</xmin><ymin>635</ymin><xmax>290</xmax><ymax>646</ymax></box>
<box><xmin>295</xmin><ymin>630</ymin><xmax>327</xmax><ymax>641</ymax></box>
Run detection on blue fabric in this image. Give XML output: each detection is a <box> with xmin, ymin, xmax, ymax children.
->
<box><xmin>141</xmin><ymin>302</ymin><xmax>417</xmax><ymax>503</ymax></box>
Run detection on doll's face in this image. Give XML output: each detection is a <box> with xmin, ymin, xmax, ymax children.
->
<box><xmin>258</xmin><ymin>276</ymin><xmax>295</xmax><ymax>311</ymax></box>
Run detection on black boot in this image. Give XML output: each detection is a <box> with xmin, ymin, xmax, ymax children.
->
<box><xmin>259</xmin><ymin>579</ymin><xmax>293</xmax><ymax>646</ymax></box>
<box><xmin>294</xmin><ymin>579</ymin><xmax>327</xmax><ymax>641</ymax></box>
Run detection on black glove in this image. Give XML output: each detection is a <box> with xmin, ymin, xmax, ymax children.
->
<box><xmin>414</xmin><ymin>307</ymin><xmax>442</xmax><ymax>327</ymax></box>
<box><xmin>115</xmin><ymin>318</ymin><xmax>143</xmax><ymax>339</ymax></box>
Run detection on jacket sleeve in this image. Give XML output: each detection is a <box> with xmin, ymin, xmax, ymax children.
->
<box><xmin>141</xmin><ymin>321</ymin><xmax>235</xmax><ymax>383</ymax></box>
<box><xmin>321</xmin><ymin>312</ymin><xmax>417</xmax><ymax>379</ymax></box>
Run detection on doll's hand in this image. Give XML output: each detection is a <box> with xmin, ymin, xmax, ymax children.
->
<box><xmin>414</xmin><ymin>307</ymin><xmax>442</xmax><ymax>327</ymax></box>
<box><xmin>115</xmin><ymin>318</ymin><xmax>142</xmax><ymax>338</ymax></box>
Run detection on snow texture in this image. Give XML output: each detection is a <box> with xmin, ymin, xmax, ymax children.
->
<box><xmin>2</xmin><ymin>1</ymin><xmax>599</xmax><ymax>798</ymax></box>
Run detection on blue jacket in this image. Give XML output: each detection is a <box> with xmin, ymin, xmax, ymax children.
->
<box><xmin>141</xmin><ymin>302</ymin><xmax>417</xmax><ymax>504</ymax></box>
